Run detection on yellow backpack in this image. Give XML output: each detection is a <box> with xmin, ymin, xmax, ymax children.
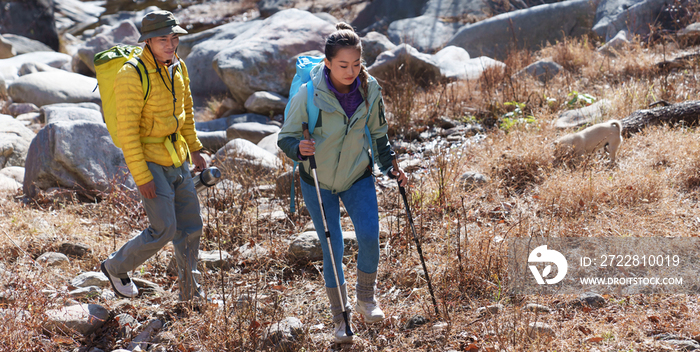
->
<box><xmin>94</xmin><ymin>45</ymin><xmax>152</xmax><ymax>148</ymax></box>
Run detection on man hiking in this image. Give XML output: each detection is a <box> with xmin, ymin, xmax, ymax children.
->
<box><xmin>100</xmin><ymin>11</ymin><xmax>207</xmax><ymax>302</ymax></box>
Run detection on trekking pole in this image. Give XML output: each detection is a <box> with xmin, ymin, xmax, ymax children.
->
<box><xmin>302</xmin><ymin>122</ymin><xmax>353</xmax><ymax>337</ymax></box>
<box><xmin>391</xmin><ymin>157</ymin><xmax>440</xmax><ymax>317</ymax></box>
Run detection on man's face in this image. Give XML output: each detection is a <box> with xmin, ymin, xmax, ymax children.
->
<box><xmin>147</xmin><ymin>33</ymin><xmax>179</xmax><ymax>64</ymax></box>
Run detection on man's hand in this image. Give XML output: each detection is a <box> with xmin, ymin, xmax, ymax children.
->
<box><xmin>299</xmin><ymin>139</ymin><xmax>316</xmax><ymax>156</ymax></box>
<box><xmin>191</xmin><ymin>150</ymin><xmax>207</xmax><ymax>172</ymax></box>
<box><xmin>392</xmin><ymin>167</ymin><xmax>409</xmax><ymax>187</ymax></box>
<box><xmin>138</xmin><ymin>180</ymin><xmax>156</xmax><ymax>199</ymax></box>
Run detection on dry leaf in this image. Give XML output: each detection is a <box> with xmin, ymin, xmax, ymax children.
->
<box><xmin>52</xmin><ymin>336</ymin><xmax>74</xmax><ymax>344</ymax></box>
<box><xmin>579</xmin><ymin>199</ymin><xmax>585</xmax><ymax>206</ymax></box>
<box><xmin>586</xmin><ymin>336</ymin><xmax>604</xmax><ymax>343</ymax></box>
<box><xmin>576</xmin><ymin>325</ymin><xmax>592</xmax><ymax>335</ymax></box>
<box><xmin>466</xmin><ymin>343</ymin><xmax>479</xmax><ymax>351</ymax></box>
<box><xmin>647</xmin><ymin>315</ymin><xmax>661</xmax><ymax>323</ymax></box>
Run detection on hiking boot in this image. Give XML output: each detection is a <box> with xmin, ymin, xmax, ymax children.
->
<box><xmin>101</xmin><ymin>261</ymin><xmax>138</xmax><ymax>298</ymax></box>
<box><xmin>333</xmin><ymin>312</ymin><xmax>355</xmax><ymax>344</ymax></box>
<box><xmin>355</xmin><ymin>300</ymin><xmax>385</xmax><ymax>323</ymax></box>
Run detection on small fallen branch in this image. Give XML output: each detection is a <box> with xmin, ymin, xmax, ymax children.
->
<box><xmin>620</xmin><ymin>100</ymin><xmax>700</xmax><ymax>136</ymax></box>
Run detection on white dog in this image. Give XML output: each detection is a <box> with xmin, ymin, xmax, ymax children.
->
<box><xmin>554</xmin><ymin>120</ymin><xmax>623</xmax><ymax>163</ymax></box>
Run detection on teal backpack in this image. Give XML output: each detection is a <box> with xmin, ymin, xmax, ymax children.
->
<box><xmin>285</xmin><ymin>55</ymin><xmax>377</xmax><ymax>213</ymax></box>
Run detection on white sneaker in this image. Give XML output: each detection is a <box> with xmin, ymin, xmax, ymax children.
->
<box><xmin>101</xmin><ymin>261</ymin><xmax>138</xmax><ymax>298</ymax></box>
<box><xmin>355</xmin><ymin>300</ymin><xmax>385</xmax><ymax>323</ymax></box>
<box><xmin>333</xmin><ymin>314</ymin><xmax>355</xmax><ymax>344</ymax></box>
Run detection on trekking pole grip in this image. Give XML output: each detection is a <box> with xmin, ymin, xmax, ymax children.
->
<box><xmin>301</xmin><ymin>122</ymin><xmax>317</xmax><ymax>169</ymax></box>
<box><xmin>391</xmin><ymin>155</ymin><xmax>406</xmax><ymax>194</ymax></box>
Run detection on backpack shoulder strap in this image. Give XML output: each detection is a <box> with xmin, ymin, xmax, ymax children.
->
<box><xmin>125</xmin><ymin>57</ymin><xmax>151</xmax><ymax>101</ymax></box>
<box><xmin>365</xmin><ymin>77</ymin><xmax>379</xmax><ymax>166</ymax></box>
<box><xmin>306</xmin><ymin>82</ymin><xmax>319</xmax><ymax>134</ymax></box>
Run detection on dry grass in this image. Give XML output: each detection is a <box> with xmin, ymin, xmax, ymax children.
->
<box><xmin>2</xmin><ymin>27</ymin><xmax>700</xmax><ymax>352</ymax></box>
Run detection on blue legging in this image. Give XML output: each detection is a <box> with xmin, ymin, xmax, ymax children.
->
<box><xmin>300</xmin><ymin>176</ymin><xmax>380</xmax><ymax>288</ymax></box>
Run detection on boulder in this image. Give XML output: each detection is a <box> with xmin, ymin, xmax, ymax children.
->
<box><xmin>388</xmin><ymin>15</ymin><xmax>461</xmax><ymax>53</ymax></box>
<box><xmin>37</xmin><ymin>252</ymin><xmax>70</xmax><ymax>267</ymax></box>
<box><xmin>257</xmin><ymin>132</ymin><xmax>282</xmax><ymax>157</ymax></box>
<box><xmin>351</xmin><ymin>0</ymin><xmax>428</xmax><ymax>33</ymax></box>
<box><xmin>361</xmin><ymin>32</ymin><xmax>397</xmax><ymax>67</ymax></box>
<box><xmin>0</xmin><ymin>114</ymin><xmax>36</xmax><ymax>168</ymax></box>
<box><xmin>288</xmin><ymin>231</ymin><xmax>358</xmax><ymax>263</ymax></box>
<box><xmin>678</xmin><ymin>22</ymin><xmax>700</xmax><ymax>42</ymax></box>
<box><xmin>597</xmin><ymin>30</ymin><xmax>631</xmax><ymax>55</ymax></box>
<box><xmin>98</xmin><ymin>6</ymin><xmax>160</xmax><ymax>33</ymax></box>
<box><xmin>185</xmin><ymin>20</ymin><xmax>264</xmax><ymax>98</ymax></box>
<box><xmin>422</xmin><ymin>0</ymin><xmax>489</xmax><ymax>18</ymax></box>
<box><xmin>446</xmin><ymin>0</ymin><xmax>597</xmax><ymax>60</ymax></box>
<box><xmin>213</xmin><ymin>138</ymin><xmax>282</xmax><ymax>174</ymax></box>
<box><xmin>54</xmin><ymin>0</ymin><xmax>105</xmax><ymax>35</ymax></box>
<box><xmin>555</xmin><ymin>99</ymin><xmax>611</xmax><ymax>129</ymax></box>
<box><xmin>432</xmin><ymin>46</ymin><xmax>505</xmax><ymax>80</ymax></box>
<box><xmin>313</xmin><ymin>12</ymin><xmax>339</xmax><ymax>25</ymax></box>
<box><xmin>0</xmin><ymin>34</ymin><xmax>53</xmax><ymax>59</ymax></box>
<box><xmin>0</xmin><ymin>52</ymin><xmax>72</xmax><ymax>83</ymax></box>
<box><xmin>0</xmin><ymin>166</ymin><xmax>24</xmax><ymax>184</ymax></box>
<box><xmin>7</xmin><ymin>103</ymin><xmax>39</xmax><ymax>117</ymax></box>
<box><xmin>244</xmin><ymin>91</ymin><xmax>288</xmax><ymax>116</ymax></box>
<box><xmin>213</xmin><ymin>9</ymin><xmax>335</xmax><ymax>104</ymax></box>
<box><xmin>258</xmin><ymin>0</ymin><xmax>292</xmax><ymax>17</ymax></box>
<box><xmin>8</xmin><ymin>71</ymin><xmax>101</xmax><ymax>107</ymax></box>
<box><xmin>593</xmin><ymin>0</ymin><xmax>666</xmax><ymax>40</ymax></box>
<box><xmin>18</xmin><ymin>62</ymin><xmax>62</xmax><ymax>76</ymax></box>
<box><xmin>368</xmin><ymin>44</ymin><xmax>441</xmax><ymax>86</ymax></box>
<box><xmin>226</xmin><ymin>122</ymin><xmax>280</xmax><ymax>145</ymax></box>
<box><xmin>196</xmin><ymin>130</ymin><xmax>228</xmax><ymax>153</ymax></box>
<box><xmin>0</xmin><ymin>173</ymin><xmax>20</xmax><ymax>191</ymax></box>
<box><xmin>42</xmin><ymin>104</ymin><xmax>104</xmax><ymax>124</ymax></box>
<box><xmin>76</xmin><ymin>21</ymin><xmax>140</xmax><ymax>74</ymax></box>
<box><xmin>44</xmin><ymin>304</ymin><xmax>109</xmax><ymax>336</ymax></box>
<box><xmin>515</xmin><ymin>60</ymin><xmax>563</xmax><ymax>83</ymax></box>
<box><xmin>71</xmin><ymin>272</ymin><xmax>109</xmax><ymax>288</ymax></box>
<box><xmin>265</xmin><ymin>317</ymin><xmax>303</xmax><ymax>350</ymax></box>
<box><xmin>195</xmin><ymin>113</ymin><xmax>269</xmax><ymax>132</ymax></box>
<box><xmin>23</xmin><ymin>121</ymin><xmax>135</xmax><ymax>199</ymax></box>
<box><xmin>0</xmin><ymin>0</ymin><xmax>60</xmax><ymax>51</ymax></box>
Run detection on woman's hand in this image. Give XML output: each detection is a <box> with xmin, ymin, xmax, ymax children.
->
<box><xmin>299</xmin><ymin>139</ymin><xmax>316</xmax><ymax>156</ymax></box>
<box><xmin>392</xmin><ymin>167</ymin><xmax>408</xmax><ymax>187</ymax></box>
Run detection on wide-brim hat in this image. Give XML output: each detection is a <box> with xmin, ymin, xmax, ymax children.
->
<box><xmin>138</xmin><ymin>10</ymin><xmax>188</xmax><ymax>43</ymax></box>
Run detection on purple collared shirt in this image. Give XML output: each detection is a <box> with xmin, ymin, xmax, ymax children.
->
<box><xmin>324</xmin><ymin>66</ymin><xmax>364</xmax><ymax>118</ymax></box>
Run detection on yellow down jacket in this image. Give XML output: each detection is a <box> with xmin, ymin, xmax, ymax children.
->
<box><xmin>114</xmin><ymin>48</ymin><xmax>203</xmax><ymax>186</ymax></box>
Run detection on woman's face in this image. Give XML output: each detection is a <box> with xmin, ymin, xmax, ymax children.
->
<box><xmin>147</xmin><ymin>33</ymin><xmax>179</xmax><ymax>64</ymax></box>
<box><xmin>324</xmin><ymin>47</ymin><xmax>362</xmax><ymax>88</ymax></box>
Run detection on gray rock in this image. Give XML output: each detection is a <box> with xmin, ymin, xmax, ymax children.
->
<box><xmin>432</xmin><ymin>46</ymin><xmax>505</xmax><ymax>80</ymax></box>
<box><xmin>597</xmin><ymin>30</ymin><xmax>631</xmax><ymax>55</ymax></box>
<box><xmin>525</xmin><ymin>303</ymin><xmax>551</xmax><ymax>313</ymax></box>
<box><xmin>237</xmin><ymin>243</ymin><xmax>270</xmax><ymax>262</ymax></box>
<box><xmin>258</xmin><ymin>0</ymin><xmax>292</xmax><ymax>17</ymax></box>
<box><xmin>288</xmin><ymin>231</ymin><xmax>358</xmax><ymax>263</ymax></box>
<box><xmin>97</xmin><ymin>6</ymin><xmax>159</xmax><ymax>33</ymax></box>
<box><xmin>0</xmin><ymin>173</ymin><xmax>20</xmax><ymax>191</ymax></box>
<box><xmin>244</xmin><ymin>91</ymin><xmax>288</xmax><ymax>117</ymax></box>
<box><xmin>362</xmin><ymin>32</ymin><xmax>397</xmax><ymax>67</ymax></box>
<box><xmin>0</xmin><ymin>114</ymin><xmax>36</xmax><ymax>168</ymax></box>
<box><xmin>313</xmin><ymin>12</ymin><xmax>339</xmax><ymax>25</ymax></box>
<box><xmin>555</xmin><ymin>99</ymin><xmax>611</xmax><ymax>129</ymax></box>
<box><xmin>388</xmin><ymin>15</ymin><xmax>461</xmax><ymax>53</ymax></box>
<box><xmin>0</xmin><ymin>52</ymin><xmax>72</xmax><ymax>84</ymax></box>
<box><xmin>195</xmin><ymin>113</ymin><xmax>269</xmax><ymax>132</ymax></box>
<box><xmin>130</xmin><ymin>278</ymin><xmax>163</xmax><ymax>296</ymax></box>
<box><xmin>44</xmin><ymin>303</ymin><xmax>110</xmax><ymax>336</ymax></box>
<box><xmin>213</xmin><ymin>9</ymin><xmax>335</xmax><ymax>104</ymax></box>
<box><xmin>527</xmin><ymin>322</ymin><xmax>555</xmax><ymax>339</ymax></box>
<box><xmin>71</xmin><ymin>272</ymin><xmax>109</xmax><ymax>288</ymax></box>
<box><xmin>351</xmin><ymin>0</ymin><xmax>427</xmax><ymax>33</ymax></box>
<box><xmin>0</xmin><ymin>34</ymin><xmax>53</xmax><ymax>58</ymax></box>
<box><xmin>0</xmin><ymin>308</ymin><xmax>30</xmax><ymax>323</ymax></box>
<box><xmin>399</xmin><ymin>159</ymin><xmax>422</xmax><ymax>172</ymax></box>
<box><xmin>476</xmin><ymin>303</ymin><xmax>503</xmax><ymax>316</ymax></box>
<box><xmin>213</xmin><ymin>138</ymin><xmax>282</xmax><ymax>174</ymax></box>
<box><xmin>660</xmin><ymin>340</ymin><xmax>700</xmax><ymax>351</ymax></box>
<box><xmin>197</xmin><ymin>130</ymin><xmax>228</xmax><ymax>153</ymax></box>
<box><xmin>199</xmin><ymin>250</ymin><xmax>232</xmax><ymax>269</ymax></box>
<box><xmin>186</xmin><ymin>20</ymin><xmax>264</xmax><ymax>98</ymax></box>
<box><xmin>257</xmin><ymin>132</ymin><xmax>282</xmax><ymax>157</ymax></box>
<box><xmin>459</xmin><ymin>171</ymin><xmax>489</xmax><ymax>190</ymax></box>
<box><xmin>42</xmin><ymin>104</ymin><xmax>103</xmax><ymax>124</ymax></box>
<box><xmin>36</xmin><ymin>252</ymin><xmax>70</xmax><ymax>267</ymax></box>
<box><xmin>7</xmin><ymin>103</ymin><xmax>39</xmax><ymax>117</ymax></box>
<box><xmin>59</xmin><ymin>242</ymin><xmax>91</xmax><ymax>258</ymax></box>
<box><xmin>368</xmin><ymin>44</ymin><xmax>441</xmax><ymax>86</ymax></box>
<box><xmin>516</xmin><ymin>60</ymin><xmax>563</xmax><ymax>83</ymax></box>
<box><xmin>18</xmin><ymin>62</ymin><xmax>62</xmax><ymax>76</ymax></box>
<box><xmin>404</xmin><ymin>314</ymin><xmax>428</xmax><ymax>330</ymax></box>
<box><xmin>115</xmin><ymin>313</ymin><xmax>139</xmax><ymax>339</ymax></box>
<box><xmin>23</xmin><ymin>121</ymin><xmax>135</xmax><ymax>199</ymax></box>
<box><xmin>54</xmin><ymin>0</ymin><xmax>105</xmax><ymax>35</ymax></box>
<box><xmin>8</xmin><ymin>71</ymin><xmax>101</xmax><ymax>107</ymax></box>
<box><xmin>571</xmin><ymin>292</ymin><xmax>606</xmax><ymax>308</ymax></box>
<box><xmin>446</xmin><ymin>0</ymin><xmax>596</xmax><ymax>60</ymax></box>
<box><xmin>593</xmin><ymin>0</ymin><xmax>666</xmax><ymax>40</ymax></box>
<box><xmin>679</xmin><ymin>22</ymin><xmax>700</xmax><ymax>40</ymax></box>
<box><xmin>226</xmin><ymin>122</ymin><xmax>281</xmax><ymax>145</ymax></box>
<box><xmin>16</xmin><ymin>112</ymin><xmax>42</xmax><ymax>127</ymax></box>
<box><xmin>76</xmin><ymin>21</ymin><xmax>140</xmax><ymax>74</ymax></box>
<box><xmin>266</xmin><ymin>317</ymin><xmax>303</xmax><ymax>350</ymax></box>
<box><xmin>69</xmin><ymin>286</ymin><xmax>102</xmax><ymax>299</ymax></box>
<box><xmin>128</xmin><ymin>319</ymin><xmax>163</xmax><ymax>351</ymax></box>
<box><xmin>0</xmin><ymin>166</ymin><xmax>24</xmax><ymax>184</ymax></box>
<box><xmin>0</xmin><ymin>0</ymin><xmax>59</xmax><ymax>51</ymax></box>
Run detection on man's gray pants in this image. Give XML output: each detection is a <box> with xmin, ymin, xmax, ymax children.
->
<box><xmin>105</xmin><ymin>161</ymin><xmax>203</xmax><ymax>301</ymax></box>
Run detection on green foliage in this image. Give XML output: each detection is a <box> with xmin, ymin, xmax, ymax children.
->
<box><xmin>500</xmin><ymin>101</ymin><xmax>536</xmax><ymax>132</ymax></box>
<box><xmin>567</xmin><ymin>91</ymin><xmax>596</xmax><ymax>108</ymax></box>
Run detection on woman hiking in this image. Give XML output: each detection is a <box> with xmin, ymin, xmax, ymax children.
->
<box><xmin>100</xmin><ymin>11</ymin><xmax>207</xmax><ymax>302</ymax></box>
<box><xmin>278</xmin><ymin>22</ymin><xmax>408</xmax><ymax>344</ymax></box>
